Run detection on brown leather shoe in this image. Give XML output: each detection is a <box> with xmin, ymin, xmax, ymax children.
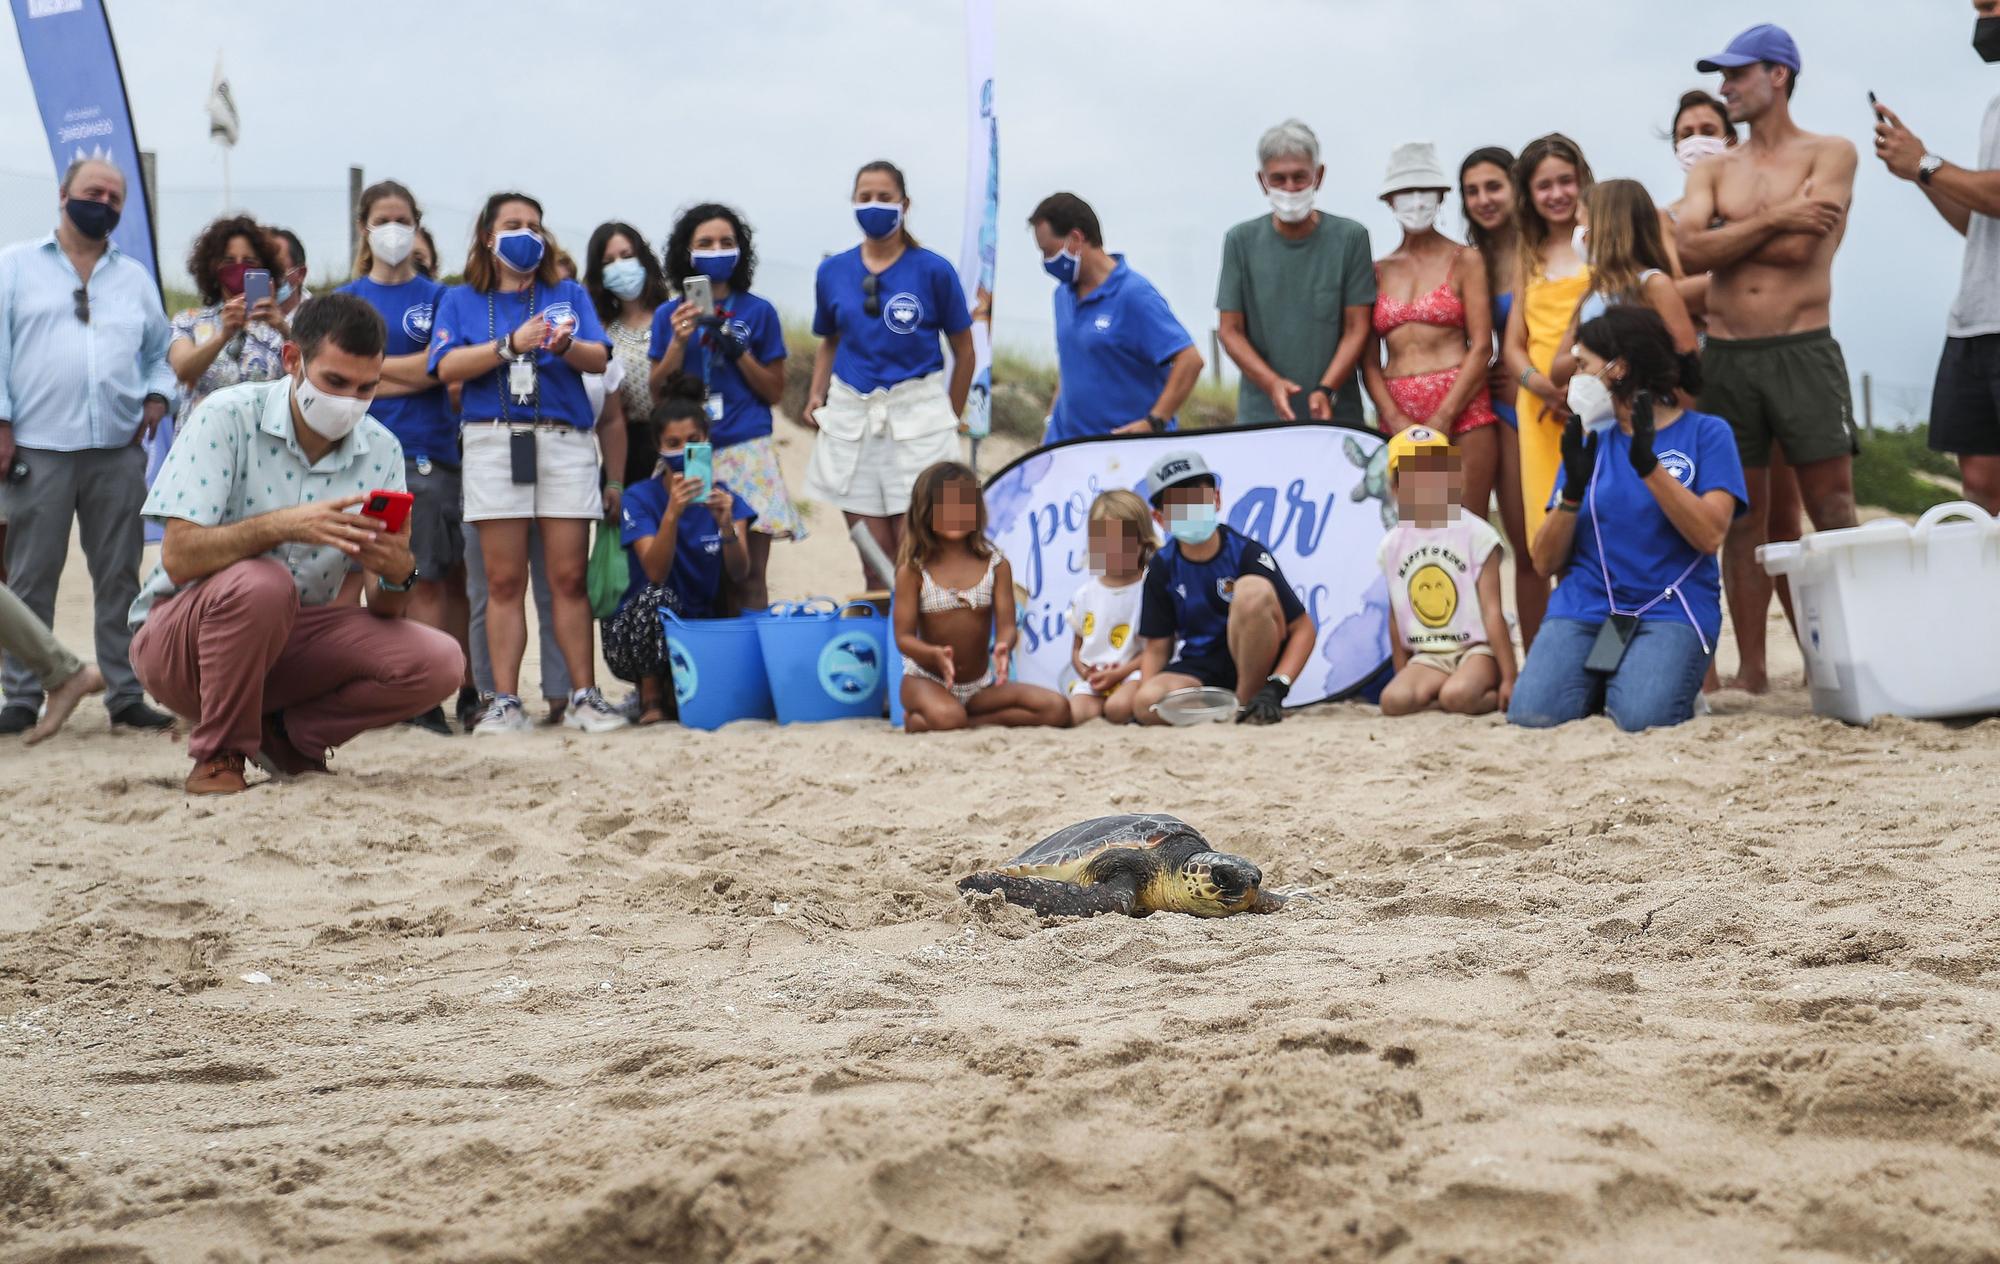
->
<box><xmin>186</xmin><ymin>753</ymin><xmax>248</xmax><ymax>796</ymax></box>
<box><xmin>252</xmin><ymin>711</ymin><xmax>329</xmax><ymax>781</ymax></box>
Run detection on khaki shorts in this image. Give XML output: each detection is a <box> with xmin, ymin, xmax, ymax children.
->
<box><xmin>1411</xmin><ymin>643</ymin><xmax>1495</xmax><ymax>675</ymax></box>
<box><xmin>1700</xmin><ymin>329</ymin><xmax>1859</xmax><ymax>468</ymax></box>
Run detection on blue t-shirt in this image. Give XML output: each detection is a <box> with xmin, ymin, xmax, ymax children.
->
<box><xmin>425</xmin><ymin>278</ymin><xmax>609</xmax><ymax>429</ymax></box>
<box><xmin>1545</xmin><ymin>409</ymin><xmax>1747</xmax><ymax>646</ymax></box>
<box><xmin>1046</xmin><ymin>258</ymin><xmax>1194</xmax><ymax>444</ymax></box>
<box><xmin>618</xmin><ymin>474</ymin><xmax>757</xmax><ymax>618</ymax></box>
<box><xmin>337</xmin><ymin>275</ymin><xmax>454</xmax><ymax>462</ymax></box>
<box><xmin>646</xmin><ymin>290</ymin><xmax>787</xmax><ymax>448</ymax></box>
<box><xmin>1138</xmin><ymin>524</ymin><xmax>1308</xmax><ymax>663</ymax></box>
<box><xmin>812</xmin><ymin>245</ymin><xmax>971</xmax><ymax>393</ymax></box>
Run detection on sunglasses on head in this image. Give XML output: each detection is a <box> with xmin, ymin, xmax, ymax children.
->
<box><xmin>861</xmin><ymin>272</ymin><xmax>880</xmax><ymax>318</ymax></box>
<box><xmin>72</xmin><ymin>286</ymin><xmax>89</xmax><ymax>324</ymax></box>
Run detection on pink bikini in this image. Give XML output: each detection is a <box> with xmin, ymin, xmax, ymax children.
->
<box><xmin>1373</xmin><ymin>269</ymin><xmax>1499</xmax><ymax>436</ymax></box>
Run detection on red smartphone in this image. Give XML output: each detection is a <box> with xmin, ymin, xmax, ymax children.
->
<box><xmin>361</xmin><ymin>489</ymin><xmax>414</xmax><ymax>533</ymax></box>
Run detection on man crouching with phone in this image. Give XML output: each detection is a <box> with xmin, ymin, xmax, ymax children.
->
<box><xmin>128</xmin><ymin>294</ymin><xmax>464</xmax><ymax>795</ymax></box>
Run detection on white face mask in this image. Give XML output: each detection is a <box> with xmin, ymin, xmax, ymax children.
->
<box><xmin>1389</xmin><ymin>190</ymin><xmax>1442</xmax><ymax>233</ymax></box>
<box><xmin>1675</xmin><ymin>134</ymin><xmax>1729</xmax><ymax>173</ymax></box>
<box><xmin>368</xmin><ymin>223</ymin><xmax>415</xmax><ymax>268</ymax></box>
<box><xmin>1265</xmin><ymin>184</ymin><xmax>1316</xmax><ymax>224</ymax></box>
<box><xmin>293</xmin><ymin>370</ymin><xmax>371</xmax><ymax>442</ymax></box>
<box><xmin>1566</xmin><ymin>371</ymin><xmax>1618</xmax><ymax>433</ymax></box>
<box><xmin>1571</xmin><ymin>224</ymin><xmax>1591</xmax><ymax>263</ymax></box>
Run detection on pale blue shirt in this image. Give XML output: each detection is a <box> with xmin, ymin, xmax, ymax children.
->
<box><xmin>0</xmin><ymin>232</ymin><xmax>175</xmax><ymax>450</ymax></box>
<box><xmin>130</xmin><ymin>378</ymin><xmax>406</xmax><ymax>627</ymax></box>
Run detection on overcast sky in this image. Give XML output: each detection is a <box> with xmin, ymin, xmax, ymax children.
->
<box><xmin>2</xmin><ymin>0</ymin><xmax>1991</xmax><ymax>421</ymax></box>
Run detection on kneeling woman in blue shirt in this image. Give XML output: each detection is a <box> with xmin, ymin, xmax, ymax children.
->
<box><xmin>1508</xmin><ymin>304</ymin><xmax>1746</xmax><ymax>732</ymax></box>
<box><xmin>430</xmin><ymin>191</ymin><xmax>624</xmax><ymax>736</ymax></box>
<box><xmin>604</xmin><ymin>377</ymin><xmax>755</xmax><ymax>725</ymax></box>
<box><xmin>803</xmin><ymin>160</ymin><xmax>974</xmax><ymax>590</ymax></box>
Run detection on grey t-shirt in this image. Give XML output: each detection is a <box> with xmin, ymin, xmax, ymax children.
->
<box><xmin>1216</xmin><ymin>212</ymin><xmax>1375</xmax><ymax>425</ymax></box>
<box><xmin>1948</xmin><ymin>94</ymin><xmax>2000</xmax><ymax>339</ymax></box>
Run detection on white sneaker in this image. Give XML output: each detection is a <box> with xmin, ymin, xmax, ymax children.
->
<box><xmin>473</xmin><ymin>694</ymin><xmax>532</xmax><ymax>736</ymax></box>
<box><xmin>563</xmin><ymin>688</ymin><xmax>629</xmax><ymax>734</ymax></box>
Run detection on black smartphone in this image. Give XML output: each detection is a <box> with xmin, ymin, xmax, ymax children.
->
<box><xmin>6</xmin><ymin>458</ymin><xmax>27</xmax><ymax>485</ymax></box>
<box><xmin>1584</xmin><ymin>614</ymin><xmax>1639</xmax><ymax>674</ymax></box>
<box><xmin>509</xmin><ymin>429</ymin><xmax>537</xmax><ymax>485</ymax></box>
<box><xmin>1868</xmin><ymin>90</ymin><xmax>1884</xmax><ymax>121</ymax></box>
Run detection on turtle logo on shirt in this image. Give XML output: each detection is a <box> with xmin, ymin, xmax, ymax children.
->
<box><xmin>1658</xmin><ymin>449</ymin><xmax>1695</xmax><ymax>487</ymax></box>
<box><xmin>1092</xmin><ymin>314</ymin><xmax>1113</xmax><ymax>332</ymax></box>
<box><xmin>883</xmin><ymin>291</ymin><xmax>923</xmax><ymax>335</ymax></box>
<box><xmin>542</xmin><ymin>300</ymin><xmax>579</xmax><ymax>329</ymax></box>
<box><xmin>402</xmin><ymin>303</ymin><xmax>434</xmax><ymax>342</ymax></box>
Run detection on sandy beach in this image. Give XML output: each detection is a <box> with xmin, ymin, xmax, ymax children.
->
<box><xmin>4</xmin><ymin>423</ymin><xmax>1999</xmax><ymax>1263</ymax></box>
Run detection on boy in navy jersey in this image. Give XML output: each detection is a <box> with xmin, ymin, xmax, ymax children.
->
<box><xmin>1131</xmin><ymin>451</ymin><xmax>1316</xmax><ymax>725</ymax></box>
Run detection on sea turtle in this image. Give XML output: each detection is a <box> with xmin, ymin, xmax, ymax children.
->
<box><xmin>958</xmin><ymin>813</ymin><xmax>1286</xmax><ymax>918</ymax></box>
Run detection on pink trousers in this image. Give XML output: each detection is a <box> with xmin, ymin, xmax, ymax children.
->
<box><xmin>131</xmin><ymin>558</ymin><xmax>463</xmax><ymax>761</ymax></box>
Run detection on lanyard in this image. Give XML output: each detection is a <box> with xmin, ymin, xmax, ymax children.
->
<box><xmin>487</xmin><ymin>282</ymin><xmax>541</xmax><ymax>424</ymax></box>
<box><xmin>698</xmin><ymin>291</ymin><xmax>739</xmax><ymax>400</ymax></box>
<box><xmin>1585</xmin><ymin>454</ymin><xmax>1710</xmax><ymax>655</ymax></box>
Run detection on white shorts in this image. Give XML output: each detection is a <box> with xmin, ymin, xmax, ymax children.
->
<box><xmin>461</xmin><ymin>423</ymin><xmax>603</xmax><ymax>522</ymax></box>
<box><xmin>806</xmin><ymin>373</ymin><xmax>962</xmax><ymax>518</ymax></box>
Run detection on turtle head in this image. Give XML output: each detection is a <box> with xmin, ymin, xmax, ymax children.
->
<box><xmin>1174</xmin><ymin>851</ymin><xmax>1269</xmax><ymax>917</ymax></box>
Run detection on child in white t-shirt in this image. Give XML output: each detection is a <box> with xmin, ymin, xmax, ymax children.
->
<box><xmin>1376</xmin><ymin>426</ymin><xmax>1517</xmax><ymax>716</ymax></box>
<box><xmin>1068</xmin><ymin>489</ymin><xmax>1157</xmax><ymax>724</ymax></box>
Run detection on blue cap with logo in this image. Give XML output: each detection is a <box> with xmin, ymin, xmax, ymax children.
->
<box><xmin>1697</xmin><ymin>23</ymin><xmax>1800</xmax><ymax>73</ymax></box>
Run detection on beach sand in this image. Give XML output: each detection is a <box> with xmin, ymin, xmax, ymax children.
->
<box><xmin>4</xmin><ymin>424</ymin><xmax>1998</xmax><ymax>1263</ymax></box>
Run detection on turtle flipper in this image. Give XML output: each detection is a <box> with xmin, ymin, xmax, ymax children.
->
<box><xmin>958</xmin><ymin>873</ymin><xmax>1139</xmax><ymax>918</ymax></box>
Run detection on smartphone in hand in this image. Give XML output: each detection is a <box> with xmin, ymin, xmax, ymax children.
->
<box><xmin>361</xmin><ymin>489</ymin><xmax>415</xmax><ymax>534</ymax></box>
<box><xmin>683</xmin><ymin>274</ymin><xmax>714</xmax><ymax>317</ymax></box>
<box><xmin>684</xmin><ymin>442</ymin><xmax>713</xmax><ymax>499</ymax></box>
<box><xmin>242</xmin><ymin>269</ymin><xmax>273</xmax><ymax>309</ymax></box>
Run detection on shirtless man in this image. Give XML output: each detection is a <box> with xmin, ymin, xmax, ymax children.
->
<box><xmin>1677</xmin><ymin>24</ymin><xmax>1859</xmax><ymax>694</ymax></box>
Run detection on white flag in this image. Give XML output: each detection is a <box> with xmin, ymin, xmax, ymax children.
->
<box><xmin>207</xmin><ymin>56</ymin><xmax>239</xmax><ymax>147</ymax></box>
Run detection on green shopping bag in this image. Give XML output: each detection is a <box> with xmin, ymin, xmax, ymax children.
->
<box><xmin>587</xmin><ymin>520</ymin><xmax>627</xmax><ymax>620</ymax></box>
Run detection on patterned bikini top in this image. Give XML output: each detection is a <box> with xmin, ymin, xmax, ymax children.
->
<box><xmin>919</xmin><ymin>552</ymin><xmax>999</xmax><ymax>614</ymax></box>
<box><xmin>1373</xmin><ymin>277</ymin><xmax>1468</xmax><ymax>336</ymax></box>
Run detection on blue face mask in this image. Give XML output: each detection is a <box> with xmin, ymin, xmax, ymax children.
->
<box><xmin>493</xmin><ymin>227</ymin><xmax>546</xmax><ymax>274</ymax></box>
<box><xmin>690</xmin><ymin>249</ymin><xmax>739</xmax><ymax>283</ymax></box>
<box><xmin>854</xmin><ymin>203</ymin><xmax>903</xmax><ymax>240</ymax></box>
<box><xmin>1042</xmin><ymin>245</ymin><xmax>1081</xmax><ymax>286</ymax></box>
<box><xmin>602</xmin><ymin>257</ymin><xmax>646</xmax><ymax>299</ymax></box>
<box><xmin>277</xmin><ymin>281</ymin><xmax>295</xmax><ymax>304</ymax></box>
<box><xmin>1168</xmin><ymin>503</ymin><xmax>1220</xmax><ymax>545</ymax></box>
<box><xmin>655</xmin><ymin>450</ymin><xmax>686</xmax><ymax>479</ymax></box>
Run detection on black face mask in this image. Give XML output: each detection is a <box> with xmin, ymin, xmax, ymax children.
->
<box><xmin>64</xmin><ymin>197</ymin><xmax>120</xmax><ymax>240</ymax></box>
<box><xmin>1977</xmin><ymin>15</ymin><xmax>2000</xmax><ymax>63</ymax></box>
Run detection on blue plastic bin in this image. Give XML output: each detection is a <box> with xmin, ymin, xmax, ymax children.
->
<box><xmin>659</xmin><ymin>607</ymin><xmax>776</xmax><ymax>730</ymax></box>
<box><xmin>756</xmin><ymin>599</ymin><xmax>889</xmax><ymax>724</ymax></box>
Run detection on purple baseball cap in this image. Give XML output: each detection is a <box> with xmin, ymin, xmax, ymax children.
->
<box><xmin>1696</xmin><ymin>23</ymin><xmax>1801</xmax><ymax>73</ymax></box>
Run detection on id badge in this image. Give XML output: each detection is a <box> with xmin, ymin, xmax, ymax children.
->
<box><xmin>704</xmin><ymin>393</ymin><xmax>725</xmax><ymax>424</ymax></box>
<box><xmin>1583</xmin><ymin>614</ymin><xmax>1639</xmax><ymax>674</ymax></box>
<box><xmin>507</xmin><ymin>357</ymin><xmax>537</xmax><ymax>404</ymax></box>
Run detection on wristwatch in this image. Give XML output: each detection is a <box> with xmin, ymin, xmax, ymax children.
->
<box><xmin>378</xmin><ymin>563</ymin><xmax>420</xmax><ymax>593</ymax></box>
<box><xmin>1145</xmin><ymin>414</ymin><xmax>1168</xmax><ymax>433</ymax></box>
<box><xmin>493</xmin><ymin>336</ymin><xmax>513</xmax><ymax>361</ymax></box>
<box><xmin>1311</xmin><ymin>384</ymin><xmax>1335</xmax><ymax>401</ymax></box>
<box><xmin>1269</xmin><ymin>673</ymin><xmax>1293</xmax><ymax>689</ymax></box>
<box><xmin>1918</xmin><ymin>153</ymin><xmax>1944</xmax><ymax>185</ymax></box>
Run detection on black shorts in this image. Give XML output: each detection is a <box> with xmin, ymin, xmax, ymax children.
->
<box><xmin>1700</xmin><ymin>329</ymin><xmax>1859</xmax><ymax>467</ymax></box>
<box><xmin>1931</xmin><ymin>334</ymin><xmax>2000</xmax><ymax>457</ymax></box>
<box><xmin>1165</xmin><ymin>650</ymin><xmax>1237</xmax><ymax>692</ymax></box>
<box><xmin>406</xmin><ymin>458</ymin><xmax>466</xmax><ymax>579</ymax></box>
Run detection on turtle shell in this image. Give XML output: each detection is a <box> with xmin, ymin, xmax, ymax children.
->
<box><xmin>1000</xmin><ymin>814</ymin><xmax>1206</xmax><ymax>877</ymax></box>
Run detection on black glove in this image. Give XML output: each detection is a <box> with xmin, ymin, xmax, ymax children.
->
<box><xmin>1237</xmin><ymin>678</ymin><xmax>1288</xmax><ymax>725</ymax></box>
<box><xmin>713</xmin><ymin>326</ymin><xmax>748</xmax><ymax>363</ymax></box>
<box><xmin>1558</xmin><ymin>414</ymin><xmax>1599</xmax><ymax>505</ymax></box>
<box><xmin>1627</xmin><ymin>390</ymin><xmax>1659</xmax><ymax>478</ymax></box>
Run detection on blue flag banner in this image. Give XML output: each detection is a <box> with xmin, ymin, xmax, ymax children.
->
<box><xmin>8</xmin><ymin>0</ymin><xmax>159</xmax><ymax>283</ymax></box>
<box><xmin>982</xmin><ymin>424</ymin><xmax>1396</xmax><ymax>709</ymax></box>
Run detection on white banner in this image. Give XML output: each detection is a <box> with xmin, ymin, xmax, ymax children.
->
<box><xmin>984</xmin><ymin>424</ymin><xmax>1396</xmax><ymax>708</ymax></box>
<box><xmin>956</xmin><ymin>0</ymin><xmax>996</xmax><ymax>439</ymax></box>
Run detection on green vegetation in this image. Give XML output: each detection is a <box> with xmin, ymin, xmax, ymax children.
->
<box><xmin>1852</xmin><ymin>424</ymin><xmax>1960</xmax><ymax>517</ymax></box>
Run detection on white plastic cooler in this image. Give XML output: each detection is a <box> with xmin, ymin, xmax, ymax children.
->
<box><xmin>1756</xmin><ymin>501</ymin><xmax>2000</xmax><ymax>724</ymax></box>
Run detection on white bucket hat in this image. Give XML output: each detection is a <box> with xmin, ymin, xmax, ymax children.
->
<box><xmin>1380</xmin><ymin>141</ymin><xmax>1449</xmax><ymax>198</ymax></box>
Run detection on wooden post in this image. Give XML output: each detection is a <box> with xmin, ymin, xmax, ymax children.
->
<box><xmin>347</xmin><ymin>165</ymin><xmax>364</xmax><ymax>270</ymax></box>
<box><xmin>1209</xmin><ymin>328</ymin><xmax>1222</xmax><ymax>383</ymax></box>
<box><xmin>1861</xmin><ymin>371</ymin><xmax>1874</xmax><ymax>433</ymax></box>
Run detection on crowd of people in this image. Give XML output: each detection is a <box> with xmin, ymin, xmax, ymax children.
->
<box><xmin>3</xmin><ymin>18</ymin><xmax>1998</xmax><ymax>786</ymax></box>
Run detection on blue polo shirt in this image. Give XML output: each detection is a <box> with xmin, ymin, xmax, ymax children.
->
<box><xmin>618</xmin><ymin>472</ymin><xmax>757</xmax><ymax>617</ymax></box>
<box><xmin>425</xmin><ymin>278</ymin><xmax>608</xmax><ymax>429</ymax></box>
<box><xmin>1545</xmin><ymin>409</ymin><xmax>1747</xmax><ymax>647</ymax></box>
<box><xmin>1046</xmin><ymin>257</ymin><xmax>1194</xmax><ymax>444</ymax></box>
<box><xmin>338</xmin><ymin>274</ymin><xmax>454</xmax><ymax>462</ymax></box>
<box><xmin>646</xmin><ymin>289</ymin><xmax>786</xmax><ymax>448</ymax></box>
<box><xmin>812</xmin><ymin>245</ymin><xmax>971</xmax><ymax>393</ymax></box>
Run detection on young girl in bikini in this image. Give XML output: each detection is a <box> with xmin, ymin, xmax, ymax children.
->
<box><xmin>894</xmin><ymin>462</ymin><xmax>1072</xmax><ymax>733</ymax></box>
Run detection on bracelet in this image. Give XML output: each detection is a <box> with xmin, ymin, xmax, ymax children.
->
<box><xmin>606</xmin><ymin>482</ymin><xmax>624</xmax><ymax>492</ymax></box>
<box><xmin>1556</xmin><ymin>497</ymin><xmax>1581</xmax><ymax>513</ymax></box>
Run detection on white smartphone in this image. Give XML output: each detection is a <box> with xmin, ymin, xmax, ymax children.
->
<box><xmin>682</xmin><ymin>274</ymin><xmax>714</xmax><ymax>317</ymax></box>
